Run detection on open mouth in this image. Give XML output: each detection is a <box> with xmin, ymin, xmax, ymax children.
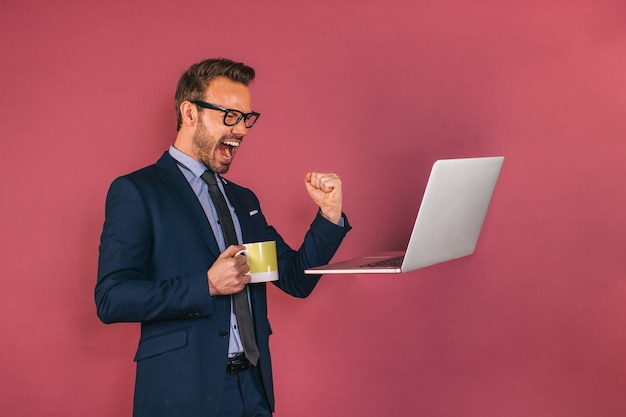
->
<box><xmin>218</xmin><ymin>139</ymin><xmax>240</xmax><ymax>160</ymax></box>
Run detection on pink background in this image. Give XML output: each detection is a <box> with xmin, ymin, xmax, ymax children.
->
<box><xmin>2</xmin><ymin>1</ymin><xmax>626</xmax><ymax>416</ymax></box>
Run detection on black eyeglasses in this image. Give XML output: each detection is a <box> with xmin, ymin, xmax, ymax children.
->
<box><xmin>191</xmin><ymin>100</ymin><xmax>260</xmax><ymax>128</ymax></box>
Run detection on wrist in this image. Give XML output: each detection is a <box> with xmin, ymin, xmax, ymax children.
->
<box><xmin>320</xmin><ymin>208</ymin><xmax>342</xmax><ymax>225</ymax></box>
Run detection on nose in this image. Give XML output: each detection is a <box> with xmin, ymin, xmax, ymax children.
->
<box><xmin>231</xmin><ymin>118</ymin><xmax>248</xmax><ymax>136</ymax></box>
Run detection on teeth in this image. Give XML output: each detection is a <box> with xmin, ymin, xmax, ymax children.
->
<box><xmin>223</xmin><ymin>140</ymin><xmax>240</xmax><ymax>147</ymax></box>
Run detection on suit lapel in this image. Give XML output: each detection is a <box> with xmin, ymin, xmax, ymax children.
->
<box><xmin>154</xmin><ymin>152</ymin><xmax>221</xmax><ymax>259</ymax></box>
<box><xmin>218</xmin><ymin>174</ymin><xmax>268</xmax><ymax>311</ymax></box>
<box><xmin>221</xmin><ymin>179</ymin><xmax>253</xmax><ymax>243</ymax></box>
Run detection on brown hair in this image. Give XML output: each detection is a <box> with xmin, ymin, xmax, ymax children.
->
<box><xmin>174</xmin><ymin>58</ymin><xmax>256</xmax><ymax>131</ymax></box>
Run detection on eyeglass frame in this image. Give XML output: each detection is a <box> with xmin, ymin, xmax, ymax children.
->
<box><xmin>191</xmin><ymin>100</ymin><xmax>260</xmax><ymax>128</ymax></box>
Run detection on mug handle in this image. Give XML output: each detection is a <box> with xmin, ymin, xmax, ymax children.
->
<box><xmin>235</xmin><ymin>249</ymin><xmax>251</xmax><ymax>276</ymax></box>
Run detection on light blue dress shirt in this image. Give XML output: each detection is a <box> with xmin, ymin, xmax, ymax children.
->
<box><xmin>168</xmin><ymin>145</ymin><xmax>247</xmax><ymax>357</ymax></box>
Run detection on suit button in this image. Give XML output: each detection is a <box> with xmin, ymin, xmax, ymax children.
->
<box><xmin>219</xmin><ymin>331</ymin><xmax>229</xmax><ymax>338</ymax></box>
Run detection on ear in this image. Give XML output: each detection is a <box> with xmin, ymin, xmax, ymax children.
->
<box><xmin>180</xmin><ymin>101</ymin><xmax>199</xmax><ymax>128</ymax></box>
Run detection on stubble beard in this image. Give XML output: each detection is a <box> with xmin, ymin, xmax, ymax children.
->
<box><xmin>192</xmin><ymin>125</ymin><xmax>230</xmax><ymax>175</ymax></box>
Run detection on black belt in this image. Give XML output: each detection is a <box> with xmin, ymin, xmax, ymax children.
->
<box><xmin>227</xmin><ymin>355</ymin><xmax>253</xmax><ymax>375</ymax></box>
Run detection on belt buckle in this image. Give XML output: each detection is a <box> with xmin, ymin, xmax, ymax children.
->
<box><xmin>227</xmin><ymin>355</ymin><xmax>251</xmax><ymax>375</ymax></box>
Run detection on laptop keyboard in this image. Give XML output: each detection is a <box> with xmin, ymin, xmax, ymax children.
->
<box><xmin>361</xmin><ymin>257</ymin><xmax>404</xmax><ymax>268</ymax></box>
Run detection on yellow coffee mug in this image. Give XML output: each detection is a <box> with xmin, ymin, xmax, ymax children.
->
<box><xmin>237</xmin><ymin>241</ymin><xmax>279</xmax><ymax>283</ymax></box>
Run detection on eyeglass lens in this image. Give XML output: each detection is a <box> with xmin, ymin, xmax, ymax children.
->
<box><xmin>224</xmin><ymin>110</ymin><xmax>258</xmax><ymax>128</ymax></box>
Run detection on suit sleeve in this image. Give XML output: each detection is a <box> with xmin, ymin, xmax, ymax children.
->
<box><xmin>271</xmin><ymin>211</ymin><xmax>351</xmax><ymax>298</ymax></box>
<box><xmin>95</xmin><ymin>176</ymin><xmax>214</xmax><ymax>324</ymax></box>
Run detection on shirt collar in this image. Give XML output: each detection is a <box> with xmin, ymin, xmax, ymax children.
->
<box><xmin>168</xmin><ymin>145</ymin><xmax>208</xmax><ymax>178</ymax></box>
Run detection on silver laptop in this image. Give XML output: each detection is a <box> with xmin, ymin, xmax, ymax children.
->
<box><xmin>305</xmin><ymin>156</ymin><xmax>504</xmax><ymax>274</ymax></box>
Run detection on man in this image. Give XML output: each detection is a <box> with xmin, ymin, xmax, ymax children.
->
<box><xmin>95</xmin><ymin>58</ymin><xmax>351</xmax><ymax>417</ymax></box>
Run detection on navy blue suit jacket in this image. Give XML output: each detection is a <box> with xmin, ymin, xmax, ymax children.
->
<box><xmin>95</xmin><ymin>152</ymin><xmax>350</xmax><ymax>417</ymax></box>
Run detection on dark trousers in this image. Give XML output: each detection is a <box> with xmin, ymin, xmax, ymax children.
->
<box><xmin>216</xmin><ymin>366</ymin><xmax>272</xmax><ymax>417</ymax></box>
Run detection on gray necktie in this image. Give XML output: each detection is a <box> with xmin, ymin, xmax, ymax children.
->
<box><xmin>201</xmin><ymin>170</ymin><xmax>260</xmax><ymax>366</ymax></box>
